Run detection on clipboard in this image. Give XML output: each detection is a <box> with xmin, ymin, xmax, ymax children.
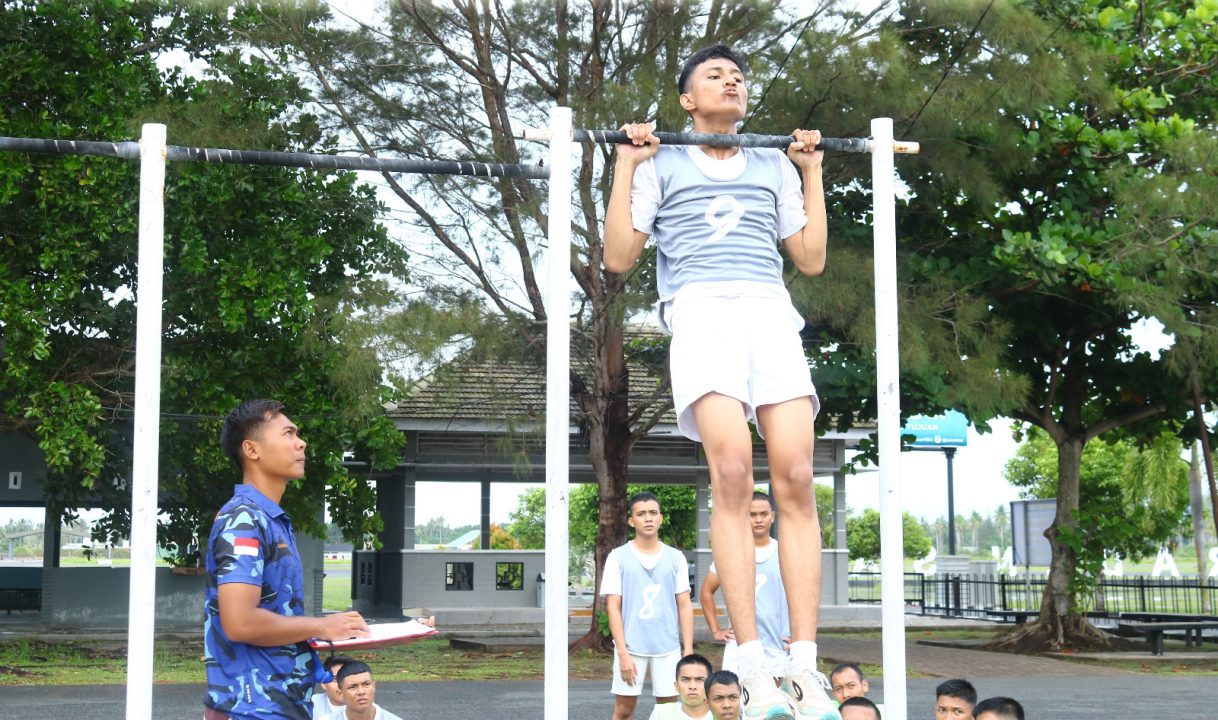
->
<box><xmin>309</xmin><ymin>619</ymin><xmax>439</xmax><ymax>651</ymax></box>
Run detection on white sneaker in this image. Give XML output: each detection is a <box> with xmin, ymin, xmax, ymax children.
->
<box><xmin>741</xmin><ymin>669</ymin><xmax>794</xmax><ymax>720</ymax></box>
<box><xmin>782</xmin><ymin>668</ymin><xmax>841</xmax><ymax>720</ymax></box>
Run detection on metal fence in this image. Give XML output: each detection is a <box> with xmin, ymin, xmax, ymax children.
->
<box><xmin>848</xmin><ymin>572</ymin><xmax>1218</xmax><ymax>619</ymax></box>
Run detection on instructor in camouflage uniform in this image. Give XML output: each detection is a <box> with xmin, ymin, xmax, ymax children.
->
<box><xmin>203</xmin><ymin>399</ymin><xmax>369</xmax><ymax>720</ymax></box>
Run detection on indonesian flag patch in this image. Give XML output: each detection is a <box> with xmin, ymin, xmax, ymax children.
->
<box><xmin>233</xmin><ymin>537</ymin><xmax>260</xmax><ymax>557</ymax></box>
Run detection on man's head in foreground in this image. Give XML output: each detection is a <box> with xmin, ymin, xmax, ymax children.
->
<box><xmin>336</xmin><ymin>660</ymin><xmax>378</xmax><ymax>715</ymax></box>
<box><xmin>839</xmin><ymin>696</ymin><xmax>881</xmax><ymax>720</ymax></box>
<box><xmin>675</xmin><ymin>654</ymin><xmax>713</xmax><ymax>710</ymax></box>
<box><xmin>972</xmin><ymin>697</ymin><xmax>1024</xmax><ymax>720</ymax></box>
<box><xmin>935</xmin><ymin>679</ymin><xmax>977</xmax><ymax>720</ymax></box>
<box><xmin>704</xmin><ymin>670</ymin><xmax>741</xmax><ymax>720</ymax></box>
<box><xmin>830</xmin><ymin>662</ymin><xmax>870</xmax><ymax>703</ymax></box>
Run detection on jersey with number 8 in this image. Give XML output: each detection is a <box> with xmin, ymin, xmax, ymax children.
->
<box><xmin>613</xmin><ymin>543</ymin><xmax>687</xmax><ymax>656</ymax></box>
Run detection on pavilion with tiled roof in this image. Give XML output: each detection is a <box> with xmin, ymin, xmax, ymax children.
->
<box><xmin>352</xmin><ymin>350</ymin><xmax>875</xmax><ymax>623</ymax></box>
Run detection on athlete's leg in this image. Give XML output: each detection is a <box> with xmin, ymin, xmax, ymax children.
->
<box><xmin>755</xmin><ymin>397</ymin><xmax>821</xmax><ymax>641</ymax></box>
<box><xmin>691</xmin><ymin>392</ymin><xmax>758</xmax><ymax>645</ymax></box>
<box><xmin>757</xmin><ymin>398</ymin><xmax>838</xmax><ymax>720</ymax></box>
<box><xmin>611</xmin><ymin>652</ymin><xmax>646</xmax><ymax>720</ymax></box>
<box><xmin>612</xmin><ymin>695</ymin><xmax>639</xmax><ymax>720</ymax></box>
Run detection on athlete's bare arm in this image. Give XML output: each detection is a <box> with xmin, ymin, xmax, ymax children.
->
<box><xmin>603</xmin><ymin>123</ymin><xmax>658</xmax><ymax>272</ymax></box>
<box><xmin>782</xmin><ymin>128</ymin><xmax>827</xmax><ymax>276</ymax></box>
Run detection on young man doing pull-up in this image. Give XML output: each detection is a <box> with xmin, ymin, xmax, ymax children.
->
<box><xmin>603</xmin><ymin>44</ymin><xmax>838</xmax><ymax>720</ymax></box>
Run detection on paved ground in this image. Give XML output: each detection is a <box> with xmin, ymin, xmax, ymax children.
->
<box><xmin>1</xmin><ymin>675</ymin><xmax>1216</xmax><ymax>720</ymax></box>
<box><xmin>3</xmin><ymin>613</ymin><xmax>1214</xmax><ymax>718</ymax></box>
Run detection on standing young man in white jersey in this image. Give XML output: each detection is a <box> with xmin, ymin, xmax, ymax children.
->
<box><xmin>701</xmin><ymin>491</ymin><xmax>790</xmax><ymax>680</ymax></box>
<box><xmin>602</xmin><ymin>492</ymin><xmax>695</xmax><ymax>720</ymax></box>
<box><xmin>603</xmin><ymin>44</ymin><xmax>839</xmax><ymax>720</ymax></box>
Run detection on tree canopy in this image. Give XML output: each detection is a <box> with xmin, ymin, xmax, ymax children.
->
<box><xmin>845</xmin><ymin>508</ymin><xmax>933</xmax><ymax>563</ymax></box>
<box><xmin>1004</xmin><ymin>427</ymin><xmax>1190</xmax><ymax>582</ymax></box>
<box><xmin>0</xmin><ymin>0</ymin><xmax>406</xmax><ymax>555</ymax></box>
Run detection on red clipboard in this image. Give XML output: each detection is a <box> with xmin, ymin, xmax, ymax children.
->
<box><xmin>309</xmin><ymin>619</ymin><xmax>439</xmax><ymax>651</ymax></box>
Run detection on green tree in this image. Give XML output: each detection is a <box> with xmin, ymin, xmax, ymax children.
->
<box><xmin>845</xmin><ymin>509</ymin><xmax>932</xmax><ymax>563</ymax></box>
<box><xmin>1005</xmin><ymin>426</ymin><xmax>1189</xmax><ymax>577</ymax></box>
<box><xmin>507</xmin><ymin>486</ymin><xmax>547</xmax><ymax>550</ymax></box>
<box><xmin>569</xmin><ymin>484</ymin><xmax>696</xmax><ymax>551</ymax></box>
<box><xmin>816</xmin><ymin>483</ymin><xmax>836</xmax><ymax>548</ymax></box>
<box><xmin>489</xmin><ymin>523</ymin><xmax>521</xmax><ymax>550</ymax></box>
<box><xmin>809</xmin><ymin>0</ymin><xmax>1218</xmax><ymax>651</ymax></box>
<box><xmin>0</xmin><ymin>1</ymin><xmax>405</xmax><ymax>555</ymax></box>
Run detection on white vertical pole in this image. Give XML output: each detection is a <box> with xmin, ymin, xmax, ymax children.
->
<box><xmin>544</xmin><ymin>105</ymin><xmax>573</xmax><ymax>720</ymax></box>
<box><xmin>871</xmin><ymin>117</ymin><xmax>908</xmax><ymax>720</ymax></box>
<box><xmin>125</xmin><ymin>123</ymin><xmax>166</xmax><ymax>720</ymax></box>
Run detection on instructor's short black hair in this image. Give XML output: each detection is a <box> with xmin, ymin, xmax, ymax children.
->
<box><xmin>678</xmin><ymin>44</ymin><xmax>748</xmax><ymax>94</ymax></box>
<box><xmin>220</xmin><ymin>399</ymin><xmax>285</xmax><ymax>470</ymax></box>
<box><xmin>336</xmin><ymin>659</ymin><xmax>373</xmax><ymax>686</ymax></box>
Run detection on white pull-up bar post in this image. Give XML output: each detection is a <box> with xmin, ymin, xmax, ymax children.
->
<box><xmin>125</xmin><ymin>123</ymin><xmax>167</xmax><ymax>720</ymax></box>
<box><xmin>871</xmin><ymin>117</ymin><xmax>908</xmax><ymax>720</ymax></box>
<box><xmin>543</xmin><ymin>105</ymin><xmax>573</xmax><ymax>720</ymax></box>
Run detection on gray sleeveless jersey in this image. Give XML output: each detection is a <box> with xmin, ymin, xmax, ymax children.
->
<box><xmin>755</xmin><ymin>543</ymin><xmax>791</xmax><ymax>653</ymax></box>
<box><xmin>651</xmin><ymin>145</ymin><xmax>788</xmax><ymax>303</ymax></box>
<box><xmin>613</xmin><ymin>542</ymin><xmax>686</xmax><ymax>656</ymax></box>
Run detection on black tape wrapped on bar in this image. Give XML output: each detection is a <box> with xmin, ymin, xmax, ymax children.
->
<box><xmin>0</xmin><ymin>136</ymin><xmax>140</xmax><ymax>160</ymax></box>
<box><xmin>0</xmin><ymin>135</ymin><xmax>549</xmax><ymax>179</ymax></box>
<box><xmin>165</xmin><ymin>146</ymin><xmax>549</xmax><ymax>179</ymax></box>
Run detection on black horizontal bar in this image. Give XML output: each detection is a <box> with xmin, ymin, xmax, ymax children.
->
<box><xmin>0</xmin><ymin>136</ymin><xmax>140</xmax><ymax>160</ymax></box>
<box><xmin>0</xmin><ymin>136</ymin><xmax>548</xmax><ymax>179</ymax></box>
<box><xmin>573</xmin><ymin>129</ymin><xmax>872</xmax><ymax>153</ymax></box>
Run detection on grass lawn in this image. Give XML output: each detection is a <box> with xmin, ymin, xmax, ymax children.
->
<box><xmin>3</xmin><ymin>630</ymin><xmax>1215</xmax><ymax>686</ymax></box>
<box><xmin>0</xmin><ymin>637</ymin><xmax>858</xmax><ymax>686</ymax></box>
<box><xmin>323</xmin><ymin>573</ymin><xmax>351</xmax><ymax>611</ymax></box>
<box><xmin>0</xmin><ymin>637</ymin><xmax>724</xmax><ymax>686</ymax></box>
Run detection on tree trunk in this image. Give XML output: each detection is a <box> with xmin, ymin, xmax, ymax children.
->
<box><xmin>1189</xmin><ymin>441</ymin><xmax>1211</xmax><ymax>613</ymax></box>
<box><xmin>1191</xmin><ymin>383</ymin><xmax>1218</xmax><ymax>554</ymax></box>
<box><xmin>570</xmin><ymin>309</ymin><xmax>633</xmax><ymax>652</ymax></box>
<box><xmin>988</xmin><ymin>434</ymin><xmax>1125</xmax><ymax>652</ymax></box>
<box><xmin>1040</xmin><ymin>435</ymin><xmax>1083</xmax><ymax>648</ymax></box>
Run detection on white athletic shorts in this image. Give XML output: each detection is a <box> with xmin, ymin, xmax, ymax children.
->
<box><xmin>611</xmin><ymin>648</ymin><xmax>681</xmax><ymax>697</ymax></box>
<box><xmin>665</xmin><ymin>281</ymin><xmax>819</xmax><ymax>442</ymax></box>
<box><xmin>721</xmin><ymin>639</ymin><xmax>789</xmax><ymax>679</ymax></box>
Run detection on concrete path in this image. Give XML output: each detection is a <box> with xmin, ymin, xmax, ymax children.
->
<box><xmin>817</xmin><ymin>635</ymin><xmax>1136</xmax><ymax>677</ymax></box>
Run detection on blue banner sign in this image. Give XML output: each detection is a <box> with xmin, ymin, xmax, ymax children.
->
<box><xmin>902</xmin><ymin>410</ymin><xmax>968</xmax><ymax>447</ymax></box>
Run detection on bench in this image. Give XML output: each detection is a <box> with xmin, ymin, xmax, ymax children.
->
<box><xmin>1117</xmin><ymin>612</ymin><xmax>1218</xmax><ymax>624</ymax></box>
<box><xmin>984</xmin><ymin>609</ymin><xmax>1038</xmax><ymax>625</ymax></box>
<box><xmin>1116</xmin><ymin>621</ymin><xmax>1218</xmax><ymax>655</ymax></box>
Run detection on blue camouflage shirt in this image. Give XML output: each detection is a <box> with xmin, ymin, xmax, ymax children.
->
<box><xmin>204</xmin><ymin>484</ymin><xmax>321</xmax><ymax>719</ymax></box>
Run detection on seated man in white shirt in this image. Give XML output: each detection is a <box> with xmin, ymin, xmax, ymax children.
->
<box><xmin>327</xmin><ymin>660</ymin><xmax>402</xmax><ymax>720</ymax></box>
<box><xmin>654</xmin><ymin>654</ymin><xmax>714</xmax><ymax>720</ymax></box>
